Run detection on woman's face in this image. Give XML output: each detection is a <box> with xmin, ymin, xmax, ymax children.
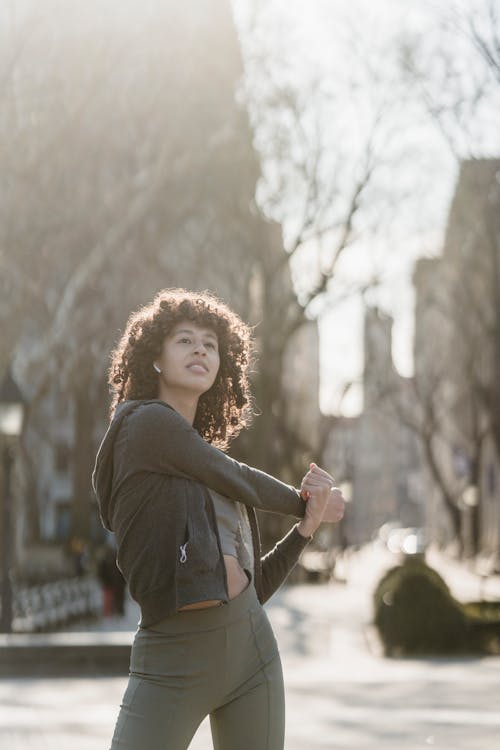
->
<box><xmin>155</xmin><ymin>319</ymin><xmax>220</xmax><ymax>399</ymax></box>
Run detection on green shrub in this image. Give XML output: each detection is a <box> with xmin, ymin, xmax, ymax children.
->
<box><xmin>464</xmin><ymin>601</ymin><xmax>500</xmax><ymax>621</ymax></box>
<box><xmin>373</xmin><ymin>558</ymin><xmax>472</xmax><ymax>656</ymax></box>
<box><xmin>464</xmin><ymin>601</ymin><xmax>500</xmax><ymax>655</ymax></box>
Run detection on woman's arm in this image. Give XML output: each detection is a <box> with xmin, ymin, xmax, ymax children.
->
<box><xmin>125</xmin><ymin>401</ymin><xmax>307</xmax><ymax>518</ymax></box>
<box><xmin>258</xmin><ymin>464</ymin><xmax>346</xmax><ymax>602</ymax></box>
<box><xmin>259</xmin><ymin>524</ymin><xmax>312</xmax><ymax>603</ymax></box>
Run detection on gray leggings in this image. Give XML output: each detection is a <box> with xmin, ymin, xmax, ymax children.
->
<box><xmin>110</xmin><ymin>575</ymin><xmax>285</xmax><ymax>750</ymax></box>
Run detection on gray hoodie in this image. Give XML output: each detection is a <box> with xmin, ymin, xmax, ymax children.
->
<box><xmin>92</xmin><ymin>399</ymin><xmax>310</xmax><ymax>626</ymax></box>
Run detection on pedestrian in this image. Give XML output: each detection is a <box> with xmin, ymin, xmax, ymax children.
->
<box><xmin>68</xmin><ymin>536</ymin><xmax>87</xmax><ymax>577</ymax></box>
<box><xmin>92</xmin><ymin>287</ymin><xmax>345</xmax><ymax>750</ymax></box>
<box><xmin>96</xmin><ymin>543</ymin><xmax>116</xmax><ymax>616</ymax></box>
<box><xmin>96</xmin><ymin>541</ymin><xmax>127</xmax><ymax>617</ymax></box>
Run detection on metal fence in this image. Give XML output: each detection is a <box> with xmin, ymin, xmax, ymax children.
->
<box><xmin>11</xmin><ymin>576</ymin><xmax>103</xmax><ymax>632</ymax></box>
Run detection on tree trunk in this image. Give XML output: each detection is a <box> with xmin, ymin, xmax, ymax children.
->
<box><xmin>491</xmin><ymin>227</ymin><xmax>500</xmax><ymax>456</ymax></box>
<box><xmin>423</xmin><ymin>435</ymin><xmax>463</xmax><ymax>552</ymax></box>
<box><xmin>470</xmin><ymin>503</ymin><xmax>481</xmax><ymax>557</ymax></box>
<box><xmin>71</xmin><ymin>378</ymin><xmax>95</xmax><ymax>541</ymax></box>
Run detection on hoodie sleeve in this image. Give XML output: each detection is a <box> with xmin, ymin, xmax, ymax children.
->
<box><xmin>124</xmin><ymin>401</ymin><xmax>307</xmax><ymax>519</ymax></box>
<box><xmin>259</xmin><ymin>525</ymin><xmax>312</xmax><ymax>603</ymax></box>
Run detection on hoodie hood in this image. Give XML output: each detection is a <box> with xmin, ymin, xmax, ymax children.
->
<box><xmin>91</xmin><ymin>400</ymin><xmax>139</xmax><ymax>531</ymax></box>
<box><xmin>92</xmin><ymin>399</ymin><xmax>172</xmax><ymax>530</ymax></box>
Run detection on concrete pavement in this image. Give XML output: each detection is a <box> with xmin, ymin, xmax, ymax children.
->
<box><xmin>1</xmin><ymin>543</ymin><xmax>500</xmax><ymax>749</ymax></box>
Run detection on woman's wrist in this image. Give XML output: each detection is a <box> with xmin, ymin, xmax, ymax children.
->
<box><xmin>296</xmin><ymin>520</ymin><xmax>315</xmax><ymax>539</ymax></box>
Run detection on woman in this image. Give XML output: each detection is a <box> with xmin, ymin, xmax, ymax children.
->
<box><xmin>92</xmin><ymin>287</ymin><xmax>345</xmax><ymax>750</ymax></box>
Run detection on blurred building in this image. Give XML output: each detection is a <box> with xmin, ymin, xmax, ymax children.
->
<box><xmin>324</xmin><ymin>160</ymin><xmax>500</xmax><ymax>555</ymax></box>
<box><xmin>413</xmin><ymin>159</ymin><xmax>500</xmax><ymax>561</ymax></box>
<box><xmin>323</xmin><ymin>306</ymin><xmax>424</xmax><ymax>546</ymax></box>
<box><xmin>7</xmin><ymin>0</ymin><xmax>320</xmax><ymax>576</ymax></box>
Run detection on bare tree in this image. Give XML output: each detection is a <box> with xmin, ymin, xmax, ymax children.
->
<box><xmin>399</xmin><ymin>0</ymin><xmax>500</xmax><ymax>159</ymax></box>
<box><xmin>1</xmin><ymin>1</ymin><xmax>273</xmax><ymax>542</ymax></box>
<box><xmin>230</xmin><ymin>4</ymin><xmax>406</xmax><ymax>491</ymax></box>
<box><xmin>2</xmin><ymin>0</ymin><xmax>440</xmax><ymax>550</ymax></box>
<box><xmin>369</xmin><ymin>161</ymin><xmax>500</xmax><ymax>556</ymax></box>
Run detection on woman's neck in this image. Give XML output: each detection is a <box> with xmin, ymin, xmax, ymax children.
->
<box><xmin>157</xmin><ymin>387</ymin><xmax>198</xmax><ymax>425</ymax></box>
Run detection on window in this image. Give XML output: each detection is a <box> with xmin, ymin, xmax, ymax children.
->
<box><xmin>55</xmin><ymin>502</ymin><xmax>72</xmax><ymax>541</ymax></box>
<box><xmin>54</xmin><ymin>442</ymin><xmax>71</xmax><ymax>473</ymax></box>
<box><xmin>487</xmin><ymin>463</ymin><xmax>496</xmax><ymax>497</ymax></box>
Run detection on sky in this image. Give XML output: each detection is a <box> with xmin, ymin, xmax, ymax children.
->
<box><xmin>233</xmin><ymin>0</ymin><xmax>499</xmax><ymax>416</ymax></box>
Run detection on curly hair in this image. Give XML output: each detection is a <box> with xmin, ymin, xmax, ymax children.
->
<box><xmin>107</xmin><ymin>288</ymin><xmax>256</xmax><ymax>449</ymax></box>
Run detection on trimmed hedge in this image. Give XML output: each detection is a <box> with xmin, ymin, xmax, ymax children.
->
<box><xmin>464</xmin><ymin>601</ymin><xmax>500</xmax><ymax>655</ymax></box>
<box><xmin>373</xmin><ymin>557</ymin><xmax>500</xmax><ymax>656</ymax></box>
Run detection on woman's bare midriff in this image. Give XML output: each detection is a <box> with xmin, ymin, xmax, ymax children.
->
<box><xmin>177</xmin><ymin>554</ymin><xmax>250</xmax><ymax>611</ymax></box>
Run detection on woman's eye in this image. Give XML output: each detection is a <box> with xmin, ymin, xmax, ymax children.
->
<box><xmin>177</xmin><ymin>337</ymin><xmax>216</xmax><ymax>350</ymax></box>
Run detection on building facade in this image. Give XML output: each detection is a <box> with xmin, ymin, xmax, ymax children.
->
<box><xmin>413</xmin><ymin>159</ymin><xmax>500</xmax><ymax>560</ymax></box>
<box><xmin>323</xmin><ymin>306</ymin><xmax>424</xmax><ymax>546</ymax></box>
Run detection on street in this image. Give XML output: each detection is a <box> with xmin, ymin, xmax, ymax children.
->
<box><xmin>1</xmin><ymin>543</ymin><xmax>500</xmax><ymax>749</ymax></box>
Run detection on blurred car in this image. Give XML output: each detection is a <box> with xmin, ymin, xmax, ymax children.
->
<box><xmin>376</xmin><ymin>521</ymin><xmax>403</xmax><ymax>546</ymax></box>
<box><xmin>385</xmin><ymin>526</ymin><xmax>427</xmax><ymax>556</ymax></box>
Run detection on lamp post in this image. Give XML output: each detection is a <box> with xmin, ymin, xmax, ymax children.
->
<box><xmin>461</xmin><ymin>483</ymin><xmax>479</xmax><ymax>559</ymax></box>
<box><xmin>338</xmin><ymin>479</ymin><xmax>353</xmax><ymax>552</ymax></box>
<box><xmin>0</xmin><ymin>367</ymin><xmax>26</xmax><ymax>634</ymax></box>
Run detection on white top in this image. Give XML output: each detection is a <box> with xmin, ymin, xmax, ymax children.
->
<box><xmin>207</xmin><ymin>488</ymin><xmax>254</xmax><ymax>573</ymax></box>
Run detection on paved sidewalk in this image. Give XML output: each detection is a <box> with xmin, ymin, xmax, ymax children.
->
<box><xmin>1</xmin><ymin>544</ymin><xmax>500</xmax><ymax>749</ymax></box>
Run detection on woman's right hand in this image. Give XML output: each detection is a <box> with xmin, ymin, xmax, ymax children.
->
<box><xmin>297</xmin><ymin>463</ymin><xmax>345</xmax><ymax>538</ymax></box>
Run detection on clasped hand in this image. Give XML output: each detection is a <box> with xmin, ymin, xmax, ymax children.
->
<box><xmin>297</xmin><ymin>462</ymin><xmax>345</xmax><ymax>538</ymax></box>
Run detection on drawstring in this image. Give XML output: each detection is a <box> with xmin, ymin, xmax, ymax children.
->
<box><xmin>179</xmin><ymin>542</ymin><xmax>188</xmax><ymax>563</ymax></box>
